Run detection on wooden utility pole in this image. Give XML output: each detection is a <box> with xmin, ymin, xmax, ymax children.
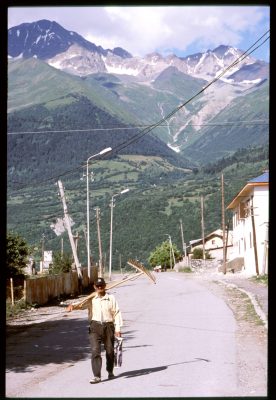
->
<box><xmin>41</xmin><ymin>234</ymin><xmax>45</xmax><ymax>273</ymax></box>
<box><xmin>73</xmin><ymin>232</ymin><xmax>80</xmax><ymax>253</ymax></box>
<box><xmin>180</xmin><ymin>219</ymin><xmax>187</xmax><ymax>261</ymax></box>
<box><xmin>83</xmin><ymin>228</ymin><xmax>88</xmax><ymax>251</ymax></box>
<box><xmin>57</xmin><ymin>180</ymin><xmax>82</xmax><ymax>279</ymax></box>
<box><xmin>201</xmin><ymin>196</ymin><xmax>206</xmax><ymax>264</ymax></box>
<box><xmin>225</xmin><ymin>218</ymin><xmax>231</xmax><ymax>261</ymax></box>
<box><xmin>119</xmin><ymin>253</ymin><xmax>122</xmax><ymax>274</ymax></box>
<box><xmin>95</xmin><ymin>207</ymin><xmax>103</xmax><ymax>277</ymax></box>
<box><xmin>221</xmin><ymin>174</ymin><xmax>226</xmax><ymax>274</ymax></box>
<box><xmin>10</xmin><ymin>278</ymin><xmax>14</xmax><ymax>306</ymax></box>
<box><xmin>261</xmin><ymin>222</ymin><xmax>268</xmax><ymax>275</ymax></box>
<box><xmin>251</xmin><ymin>200</ymin><xmax>259</xmax><ymax>276</ymax></box>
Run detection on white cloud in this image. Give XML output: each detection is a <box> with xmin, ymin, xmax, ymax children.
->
<box><xmin>8</xmin><ymin>5</ymin><xmax>269</xmax><ymax>58</ymax></box>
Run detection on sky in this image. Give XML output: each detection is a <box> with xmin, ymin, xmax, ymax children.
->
<box><xmin>8</xmin><ymin>5</ymin><xmax>270</xmax><ymax>62</ymax></box>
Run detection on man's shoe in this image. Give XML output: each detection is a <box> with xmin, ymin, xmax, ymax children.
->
<box><xmin>108</xmin><ymin>373</ymin><xmax>115</xmax><ymax>379</ymax></box>
<box><xmin>89</xmin><ymin>377</ymin><xmax>101</xmax><ymax>384</ymax></box>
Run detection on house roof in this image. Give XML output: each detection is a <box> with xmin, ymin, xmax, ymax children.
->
<box><xmin>227</xmin><ymin>170</ymin><xmax>269</xmax><ymax>210</ymax></box>
<box><xmin>248</xmin><ymin>171</ymin><xmax>269</xmax><ymax>183</ymax></box>
<box><xmin>189</xmin><ymin>229</ymin><xmax>233</xmax><ymax>246</ymax></box>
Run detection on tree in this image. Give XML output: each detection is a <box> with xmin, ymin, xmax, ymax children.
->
<box><xmin>148</xmin><ymin>241</ymin><xmax>181</xmax><ymax>269</ymax></box>
<box><xmin>48</xmin><ymin>252</ymin><xmax>72</xmax><ymax>274</ymax></box>
<box><xmin>6</xmin><ymin>232</ymin><xmax>31</xmax><ymax>277</ymax></box>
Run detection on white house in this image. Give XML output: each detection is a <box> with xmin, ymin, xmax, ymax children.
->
<box><xmin>226</xmin><ymin>171</ymin><xmax>269</xmax><ymax>276</ymax></box>
<box><xmin>189</xmin><ymin>229</ymin><xmax>234</xmax><ymax>261</ymax></box>
<box><xmin>39</xmin><ymin>250</ymin><xmax>53</xmax><ymax>272</ymax></box>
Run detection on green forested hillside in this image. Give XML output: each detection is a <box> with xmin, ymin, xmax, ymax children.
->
<box><xmin>7</xmin><ymin>57</ymin><xmax>269</xmax><ymax>270</ymax></box>
<box><xmin>7</xmin><ymin>145</ymin><xmax>268</xmax><ymax>269</ymax></box>
<box><xmin>8</xmin><ymin>95</ymin><xmax>192</xmax><ymax>187</ymax></box>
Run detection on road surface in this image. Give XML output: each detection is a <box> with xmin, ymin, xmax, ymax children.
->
<box><xmin>6</xmin><ymin>271</ymin><xmax>267</xmax><ymax>397</ymax></box>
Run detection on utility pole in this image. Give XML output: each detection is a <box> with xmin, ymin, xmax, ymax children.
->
<box><xmin>221</xmin><ymin>174</ymin><xmax>226</xmax><ymax>274</ymax></box>
<box><xmin>261</xmin><ymin>222</ymin><xmax>268</xmax><ymax>275</ymax></box>
<box><xmin>250</xmin><ymin>199</ymin><xmax>259</xmax><ymax>276</ymax></box>
<box><xmin>201</xmin><ymin>196</ymin><xmax>206</xmax><ymax>264</ymax></box>
<box><xmin>57</xmin><ymin>180</ymin><xmax>82</xmax><ymax>279</ymax></box>
<box><xmin>95</xmin><ymin>207</ymin><xmax>103</xmax><ymax>278</ymax></box>
<box><xmin>169</xmin><ymin>242</ymin><xmax>172</xmax><ymax>270</ymax></box>
<box><xmin>166</xmin><ymin>234</ymin><xmax>175</xmax><ymax>269</ymax></box>
<box><xmin>73</xmin><ymin>232</ymin><xmax>80</xmax><ymax>253</ymax></box>
<box><xmin>41</xmin><ymin>234</ymin><xmax>45</xmax><ymax>273</ymax></box>
<box><xmin>171</xmin><ymin>237</ymin><xmax>176</xmax><ymax>268</ymax></box>
<box><xmin>83</xmin><ymin>227</ymin><xmax>88</xmax><ymax>251</ymax></box>
<box><xmin>119</xmin><ymin>253</ymin><xmax>122</xmax><ymax>274</ymax></box>
<box><xmin>179</xmin><ymin>219</ymin><xmax>187</xmax><ymax>262</ymax></box>
<box><xmin>225</xmin><ymin>218</ymin><xmax>231</xmax><ymax>262</ymax></box>
<box><xmin>109</xmin><ymin>188</ymin><xmax>129</xmax><ymax>281</ymax></box>
<box><xmin>61</xmin><ymin>237</ymin><xmax>63</xmax><ymax>258</ymax></box>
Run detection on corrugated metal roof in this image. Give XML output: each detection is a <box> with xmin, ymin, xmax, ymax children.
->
<box><xmin>248</xmin><ymin>171</ymin><xmax>269</xmax><ymax>183</ymax></box>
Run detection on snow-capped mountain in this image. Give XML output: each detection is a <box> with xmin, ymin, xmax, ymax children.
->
<box><xmin>8</xmin><ymin>19</ymin><xmax>269</xmax><ymax>158</ymax></box>
<box><xmin>8</xmin><ymin>19</ymin><xmax>269</xmax><ymax>85</ymax></box>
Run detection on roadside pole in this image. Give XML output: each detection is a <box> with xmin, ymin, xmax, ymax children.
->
<box><xmin>57</xmin><ymin>180</ymin><xmax>82</xmax><ymax>279</ymax></box>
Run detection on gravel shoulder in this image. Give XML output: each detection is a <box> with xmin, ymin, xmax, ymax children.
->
<box><xmin>197</xmin><ymin>275</ymin><xmax>268</xmax><ymax>396</ymax></box>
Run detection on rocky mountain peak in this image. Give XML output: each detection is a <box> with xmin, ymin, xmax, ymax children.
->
<box><xmin>8</xmin><ymin>19</ymin><xmax>269</xmax><ymax>84</ymax></box>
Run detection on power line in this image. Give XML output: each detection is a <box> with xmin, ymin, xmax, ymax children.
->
<box><xmin>7</xmin><ymin>119</ymin><xmax>269</xmax><ymax>135</ymax></box>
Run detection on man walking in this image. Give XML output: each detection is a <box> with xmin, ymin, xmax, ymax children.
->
<box><xmin>87</xmin><ymin>277</ymin><xmax>123</xmax><ymax>384</ymax></box>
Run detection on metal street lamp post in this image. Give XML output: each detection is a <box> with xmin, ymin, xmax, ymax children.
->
<box><xmin>86</xmin><ymin>147</ymin><xmax>112</xmax><ymax>280</ymax></box>
<box><xmin>109</xmin><ymin>188</ymin><xmax>130</xmax><ymax>281</ymax></box>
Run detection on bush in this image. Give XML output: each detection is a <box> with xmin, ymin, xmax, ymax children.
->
<box><xmin>6</xmin><ymin>298</ymin><xmax>29</xmax><ymax>319</ymax></box>
<box><xmin>178</xmin><ymin>267</ymin><xmax>193</xmax><ymax>273</ymax></box>
<box><xmin>250</xmin><ymin>274</ymin><xmax>268</xmax><ymax>285</ymax></box>
<box><xmin>49</xmin><ymin>252</ymin><xmax>72</xmax><ymax>274</ymax></box>
<box><xmin>191</xmin><ymin>247</ymin><xmax>211</xmax><ymax>259</ymax></box>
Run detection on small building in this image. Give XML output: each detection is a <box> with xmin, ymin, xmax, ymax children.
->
<box><xmin>226</xmin><ymin>171</ymin><xmax>269</xmax><ymax>276</ymax></box>
<box><xmin>189</xmin><ymin>229</ymin><xmax>234</xmax><ymax>261</ymax></box>
<box><xmin>24</xmin><ymin>257</ymin><xmax>36</xmax><ymax>275</ymax></box>
<box><xmin>39</xmin><ymin>250</ymin><xmax>53</xmax><ymax>272</ymax></box>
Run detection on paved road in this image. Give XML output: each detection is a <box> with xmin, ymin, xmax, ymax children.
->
<box><xmin>6</xmin><ymin>272</ymin><xmax>266</xmax><ymax>397</ymax></box>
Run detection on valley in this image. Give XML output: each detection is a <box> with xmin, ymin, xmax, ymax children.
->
<box><xmin>7</xmin><ymin>19</ymin><xmax>269</xmax><ymax>269</ymax></box>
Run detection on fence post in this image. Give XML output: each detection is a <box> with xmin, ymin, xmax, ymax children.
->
<box><xmin>23</xmin><ymin>280</ymin><xmax>27</xmax><ymax>304</ymax></box>
<box><xmin>10</xmin><ymin>278</ymin><xmax>14</xmax><ymax>306</ymax></box>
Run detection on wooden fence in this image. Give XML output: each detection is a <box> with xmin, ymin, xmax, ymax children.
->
<box><xmin>7</xmin><ymin>267</ymin><xmax>98</xmax><ymax>306</ymax></box>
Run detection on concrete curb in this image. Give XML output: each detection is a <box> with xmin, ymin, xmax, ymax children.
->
<box><xmin>218</xmin><ymin>281</ymin><xmax>268</xmax><ymax>330</ymax></box>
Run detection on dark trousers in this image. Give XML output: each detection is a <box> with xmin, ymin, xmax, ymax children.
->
<box><xmin>89</xmin><ymin>321</ymin><xmax>115</xmax><ymax>378</ymax></box>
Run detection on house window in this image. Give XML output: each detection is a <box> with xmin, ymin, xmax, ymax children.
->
<box><xmin>239</xmin><ymin>202</ymin><xmax>246</xmax><ymax>219</ymax></box>
<box><xmin>211</xmin><ymin>239</ymin><xmax>215</xmax><ymax>245</ymax></box>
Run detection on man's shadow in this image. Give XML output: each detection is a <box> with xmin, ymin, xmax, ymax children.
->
<box><xmin>116</xmin><ymin>358</ymin><xmax>210</xmax><ymax>379</ymax></box>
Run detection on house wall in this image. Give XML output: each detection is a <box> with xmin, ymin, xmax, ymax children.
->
<box><xmin>231</xmin><ymin>185</ymin><xmax>268</xmax><ymax>275</ymax></box>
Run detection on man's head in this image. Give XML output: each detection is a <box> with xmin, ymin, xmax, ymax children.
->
<box><xmin>94</xmin><ymin>277</ymin><xmax>106</xmax><ymax>296</ymax></box>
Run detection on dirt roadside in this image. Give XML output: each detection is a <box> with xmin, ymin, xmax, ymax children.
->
<box><xmin>198</xmin><ymin>274</ymin><xmax>268</xmax><ymax>396</ymax></box>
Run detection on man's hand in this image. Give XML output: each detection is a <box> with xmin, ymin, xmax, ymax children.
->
<box><xmin>66</xmin><ymin>304</ymin><xmax>74</xmax><ymax>312</ymax></box>
<box><xmin>115</xmin><ymin>331</ymin><xmax>122</xmax><ymax>337</ymax></box>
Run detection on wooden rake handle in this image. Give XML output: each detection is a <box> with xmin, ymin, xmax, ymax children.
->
<box><xmin>67</xmin><ymin>271</ymin><xmax>144</xmax><ymax>311</ymax></box>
